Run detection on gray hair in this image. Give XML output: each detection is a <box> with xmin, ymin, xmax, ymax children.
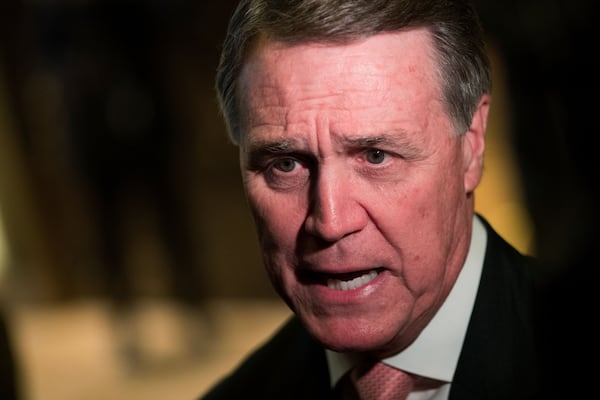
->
<box><xmin>216</xmin><ymin>0</ymin><xmax>491</xmax><ymax>144</ymax></box>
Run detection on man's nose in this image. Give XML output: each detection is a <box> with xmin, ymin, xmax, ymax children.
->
<box><xmin>303</xmin><ymin>168</ymin><xmax>367</xmax><ymax>242</ymax></box>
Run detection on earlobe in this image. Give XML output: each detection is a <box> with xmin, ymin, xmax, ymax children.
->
<box><xmin>463</xmin><ymin>94</ymin><xmax>490</xmax><ymax>193</ymax></box>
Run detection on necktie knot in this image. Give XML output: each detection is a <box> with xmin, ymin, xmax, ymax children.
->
<box><xmin>351</xmin><ymin>361</ymin><xmax>415</xmax><ymax>400</ymax></box>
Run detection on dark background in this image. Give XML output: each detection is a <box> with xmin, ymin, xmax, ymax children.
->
<box><xmin>0</xmin><ymin>0</ymin><xmax>273</xmax><ymax>304</ymax></box>
<box><xmin>0</xmin><ymin>1</ymin><xmax>596</xmax><ymax>399</ymax></box>
<box><xmin>0</xmin><ymin>0</ymin><xmax>594</xmax><ymax>305</ymax></box>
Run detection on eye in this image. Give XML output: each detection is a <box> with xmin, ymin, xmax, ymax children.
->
<box><xmin>273</xmin><ymin>158</ymin><xmax>299</xmax><ymax>172</ymax></box>
<box><xmin>262</xmin><ymin>157</ymin><xmax>310</xmax><ymax>190</ymax></box>
<box><xmin>364</xmin><ymin>149</ymin><xmax>387</xmax><ymax>164</ymax></box>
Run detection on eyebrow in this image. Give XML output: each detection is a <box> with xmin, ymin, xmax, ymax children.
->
<box><xmin>344</xmin><ymin>132</ymin><xmax>426</xmax><ymax>160</ymax></box>
<box><xmin>246</xmin><ymin>138</ymin><xmax>300</xmax><ymax>154</ymax></box>
<box><xmin>344</xmin><ymin>134</ymin><xmax>404</xmax><ymax>147</ymax></box>
<box><xmin>244</xmin><ymin>131</ymin><xmax>425</xmax><ymax>160</ymax></box>
<box><xmin>247</xmin><ymin>133</ymin><xmax>405</xmax><ymax>151</ymax></box>
<box><xmin>343</xmin><ymin>132</ymin><xmax>418</xmax><ymax>148</ymax></box>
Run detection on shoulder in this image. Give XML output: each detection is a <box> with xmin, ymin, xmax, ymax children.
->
<box><xmin>199</xmin><ymin>315</ymin><xmax>332</xmax><ymax>400</ymax></box>
<box><xmin>475</xmin><ymin>214</ymin><xmax>540</xmax><ymax>320</ymax></box>
<box><xmin>452</xmin><ymin>215</ymin><xmax>542</xmax><ymax>398</ymax></box>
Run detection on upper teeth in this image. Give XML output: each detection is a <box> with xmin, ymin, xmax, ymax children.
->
<box><xmin>327</xmin><ymin>270</ymin><xmax>378</xmax><ymax>291</ymax></box>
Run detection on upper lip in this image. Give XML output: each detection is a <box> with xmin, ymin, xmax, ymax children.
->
<box><xmin>299</xmin><ymin>256</ymin><xmax>367</xmax><ymax>273</ymax></box>
<box><xmin>297</xmin><ymin>258</ymin><xmax>384</xmax><ymax>284</ymax></box>
<box><xmin>297</xmin><ymin>240</ymin><xmax>388</xmax><ymax>278</ymax></box>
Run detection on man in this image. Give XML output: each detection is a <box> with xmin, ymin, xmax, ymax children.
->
<box><xmin>202</xmin><ymin>0</ymin><xmax>541</xmax><ymax>399</ymax></box>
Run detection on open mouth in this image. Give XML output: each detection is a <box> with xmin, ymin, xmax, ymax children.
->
<box><xmin>326</xmin><ymin>269</ymin><xmax>381</xmax><ymax>291</ymax></box>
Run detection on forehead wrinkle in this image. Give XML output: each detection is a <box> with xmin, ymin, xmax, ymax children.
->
<box><xmin>240</xmin><ymin>85</ymin><xmax>287</xmax><ymax>133</ymax></box>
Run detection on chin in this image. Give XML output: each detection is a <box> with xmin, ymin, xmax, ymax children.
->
<box><xmin>305</xmin><ymin>317</ymin><xmax>400</xmax><ymax>355</ymax></box>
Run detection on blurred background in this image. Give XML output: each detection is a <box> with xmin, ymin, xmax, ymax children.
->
<box><xmin>0</xmin><ymin>1</ymin><xmax>595</xmax><ymax>399</ymax></box>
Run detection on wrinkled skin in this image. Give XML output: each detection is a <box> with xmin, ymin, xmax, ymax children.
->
<box><xmin>237</xmin><ymin>29</ymin><xmax>489</xmax><ymax>358</ymax></box>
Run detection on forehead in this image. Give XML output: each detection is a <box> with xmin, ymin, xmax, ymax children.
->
<box><xmin>237</xmin><ymin>29</ymin><xmax>445</xmax><ymax>143</ymax></box>
<box><xmin>239</xmin><ymin>28</ymin><xmax>438</xmax><ymax>102</ymax></box>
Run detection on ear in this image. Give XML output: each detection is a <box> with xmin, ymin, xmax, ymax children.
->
<box><xmin>462</xmin><ymin>94</ymin><xmax>490</xmax><ymax>193</ymax></box>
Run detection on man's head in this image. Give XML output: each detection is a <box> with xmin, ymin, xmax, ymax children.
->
<box><xmin>217</xmin><ymin>0</ymin><xmax>491</xmax><ymax>358</ymax></box>
<box><xmin>217</xmin><ymin>0</ymin><xmax>491</xmax><ymax>144</ymax></box>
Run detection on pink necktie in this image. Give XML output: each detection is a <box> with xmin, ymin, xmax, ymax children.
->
<box><xmin>351</xmin><ymin>361</ymin><xmax>415</xmax><ymax>400</ymax></box>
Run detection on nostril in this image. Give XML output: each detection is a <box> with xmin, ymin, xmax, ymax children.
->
<box><xmin>304</xmin><ymin>209</ymin><xmax>367</xmax><ymax>243</ymax></box>
<box><xmin>304</xmin><ymin>216</ymin><xmax>348</xmax><ymax>243</ymax></box>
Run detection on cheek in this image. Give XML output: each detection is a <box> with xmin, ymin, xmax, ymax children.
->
<box><xmin>247</xmin><ymin>186</ymin><xmax>306</xmax><ymax>247</ymax></box>
<box><xmin>378</xmin><ymin>185</ymin><xmax>454</xmax><ymax>278</ymax></box>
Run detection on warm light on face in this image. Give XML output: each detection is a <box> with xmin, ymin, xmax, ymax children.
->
<box><xmin>237</xmin><ymin>30</ymin><xmax>486</xmax><ymax>357</ymax></box>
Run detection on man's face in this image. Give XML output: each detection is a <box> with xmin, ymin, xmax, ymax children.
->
<box><xmin>237</xmin><ymin>29</ymin><xmax>487</xmax><ymax>357</ymax></box>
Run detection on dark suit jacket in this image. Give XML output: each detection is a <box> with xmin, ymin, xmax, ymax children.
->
<box><xmin>200</xmin><ymin>216</ymin><xmax>544</xmax><ymax>399</ymax></box>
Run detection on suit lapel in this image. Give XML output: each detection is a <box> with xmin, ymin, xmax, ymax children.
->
<box><xmin>450</xmin><ymin>216</ymin><xmax>539</xmax><ymax>399</ymax></box>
